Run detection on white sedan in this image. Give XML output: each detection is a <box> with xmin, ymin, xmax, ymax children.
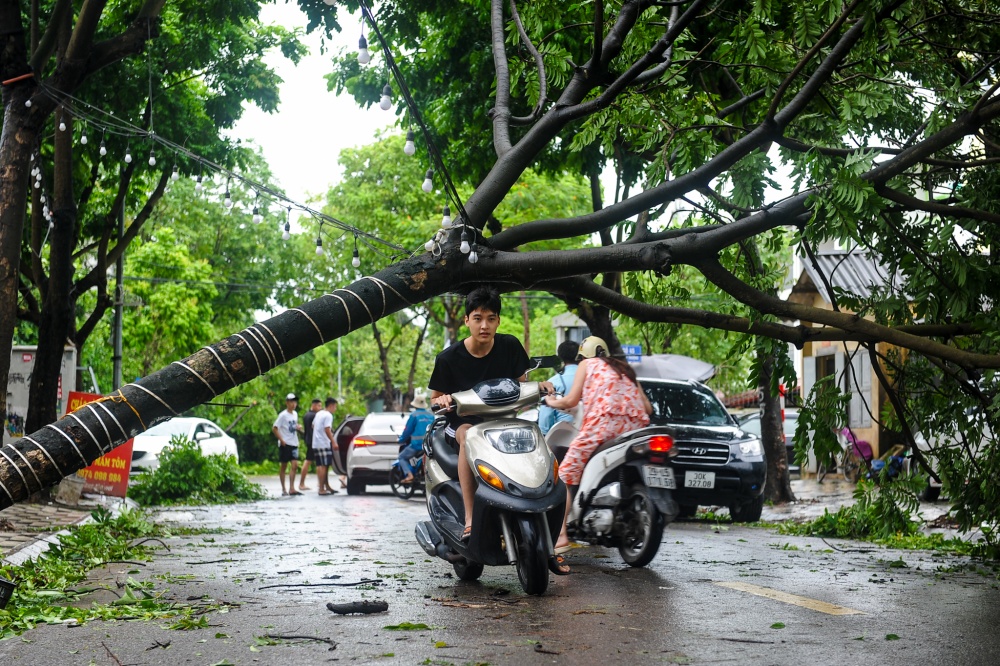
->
<box><xmin>129</xmin><ymin>417</ymin><xmax>239</xmax><ymax>473</ymax></box>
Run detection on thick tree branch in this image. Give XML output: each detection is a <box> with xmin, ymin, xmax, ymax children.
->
<box><xmin>27</xmin><ymin>0</ymin><xmax>72</xmax><ymax>71</ymax></box>
<box><xmin>875</xmin><ymin>183</ymin><xmax>1000</xmax><ymax>227</ymax></box>
<box><xmin>631</xmin><ymin>5</ymin><xmax>679</xmax><ymax>87</ymax></box>
<box><xmin>508</xmin><ymin>0</ymin><xmax>547</xmax><ymax>125</ymax></box>
<box><xmin>82</xmin><ymin>0</ymin><xmax>167</xmax><ymax>78</ymax></box>
<box><xmin>565</xmin><ymin>0</ymin><xmax>707</xmax><ymax>121</ymax></box>
<box><xmin>694</xmin><ymin>257</ymin><xmax>1000</xmax><ymax>369</ymax></box>
<box><xmin>489</xmin><ymin>0</ymin><xmax>513</xmax><ymax>156</ymax></box>
<box><xmin>78</xmin><ymin>166</ymin><xmax>169</xmax><ymax>293</ymax></box>
<box><xmin>766</xmin><ymin>0</ymin><xmax>863</xmax><ymax>119</ymax></box>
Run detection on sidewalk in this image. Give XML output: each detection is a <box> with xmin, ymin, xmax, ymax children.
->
<box><xmin>0</xmin><ymin>501</ymin><xmax>91</xmax><ymax>565</ymax></box>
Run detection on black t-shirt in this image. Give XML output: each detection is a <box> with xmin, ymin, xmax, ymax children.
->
<box><xmin>303</xmin><ymin>410</ymin><xmax>317</xmax><ymax>448</ymax></box>
<box><xmin>428</xmin><ymin>333</ymin><xmax>530</xmax><ymax>430</ymax></box>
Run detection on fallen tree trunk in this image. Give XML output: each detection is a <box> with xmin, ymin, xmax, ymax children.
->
<box><xmin>0</xmin><ymin>253</ymin><xmax>449</xmax><ymax>509</ymax></box>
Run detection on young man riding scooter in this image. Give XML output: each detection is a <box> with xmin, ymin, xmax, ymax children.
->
<box><xmin>429</xmin><ymin>286</ymin><xmax>555</xmax><ymax>543</ymax></box>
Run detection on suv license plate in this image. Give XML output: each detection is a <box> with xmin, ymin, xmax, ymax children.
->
<box><xmin>643</xmin><ymin>465</ymin><xmax>676</xmax><ymax>489</ymax></box>
<box><xmin>684</xmin><ymin>471</ymin><xmax>716</xmax><ymax>489</ymax></box>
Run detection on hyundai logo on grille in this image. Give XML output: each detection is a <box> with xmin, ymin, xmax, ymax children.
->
<box><xmin>692</xmin><ymin>447</ymin><xmax>709</xmax><ymax>456</ymax></box>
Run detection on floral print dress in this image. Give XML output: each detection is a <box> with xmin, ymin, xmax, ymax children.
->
<box><xmin>558</xmin><ymin>359</ymin><xmax>650</xmax><ymax>485</ymax></box>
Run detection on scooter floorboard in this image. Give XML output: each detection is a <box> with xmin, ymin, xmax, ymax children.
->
<box><xmin>428</xmin><ymin>491</ymin><xmax>466</xmax><ymax>542</ymax></box>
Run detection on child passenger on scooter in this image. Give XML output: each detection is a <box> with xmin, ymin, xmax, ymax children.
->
<box><xmin>428</xmin><ymin>286</ymin><xmax>555</xmax><ymax>543</ymax></box>
<box><xmin>543</xmin><ymin>336</ymin><xmax>653</xmax><ymax>573</ymax></box>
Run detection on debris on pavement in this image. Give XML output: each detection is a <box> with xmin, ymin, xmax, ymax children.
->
<box><xmin>326</xmin><ymin>599</ymin><xmax>389</xmax><ymax>614</ymax></box>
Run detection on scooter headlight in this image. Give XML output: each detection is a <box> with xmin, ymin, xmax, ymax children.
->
<box><xmin>484</xmin><ymin>427</ymin><xmax>537</xmax><ymax>454</ymax></box>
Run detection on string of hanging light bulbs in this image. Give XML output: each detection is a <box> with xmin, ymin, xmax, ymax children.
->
<box><xmin>355</xmin><ymin>0</ymin><xmax>480</xmax><ymax>263</ymax></box>
<box><xmin>31</xmin><ymin>81</ymin><xmax>413</xmax><ymax>269</ymax></box>
<box><xmin>27</xmin><ymin>2</ymin><xmax>479</xmax><ymax>270</ymax></box>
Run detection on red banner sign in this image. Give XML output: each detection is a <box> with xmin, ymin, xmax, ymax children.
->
<box><xmin>67</xmin><ymin>391</ymin><xmax>133</xmax><ymax>497</ymax></box>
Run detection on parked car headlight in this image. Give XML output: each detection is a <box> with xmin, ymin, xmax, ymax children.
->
<box><xmin>484</xmin><ymin>428</ymin><xmax>537</xmax><ymax>454</ymax></box>
<box><xmin>739</xmin><ymin>438</ymin><xmax>762</xmax><ymax>457</ymax></box>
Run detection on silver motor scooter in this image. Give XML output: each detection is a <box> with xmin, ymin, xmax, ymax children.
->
<box><xmin>414</xmin><ymin>377</ymin><xmax>566</xmax><ymax>596</ymax></box>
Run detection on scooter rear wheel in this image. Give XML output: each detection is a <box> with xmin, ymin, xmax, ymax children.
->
<box><xmin>514</xmin><ymin>515</ymin><xmax>549</xmax><ymax>596</ymax></box>
<box><xmin>618</xmin><ymin>484</ymin><xmax>664</xmax><ymax>568</ymax></box>
<box><xmin>389</xmin><ymin>466</ymin><xmax>415</xmax><ymax>500</ymax></box>
<box><xmin>453</xmin><ymin>558</ymin><xmax>485</xmax><ymax>581</ymax></box>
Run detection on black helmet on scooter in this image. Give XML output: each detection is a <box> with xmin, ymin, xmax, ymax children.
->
<box><xmin>577</xmin><ymin>336</ymin><xmax>609</xmax><ymax>360</ymax></box>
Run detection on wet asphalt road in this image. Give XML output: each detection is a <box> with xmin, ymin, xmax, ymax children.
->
<box><xmin>2</xmin><ymin>477</ymin><xmax>999</xmax><ymax>665</ymax></box>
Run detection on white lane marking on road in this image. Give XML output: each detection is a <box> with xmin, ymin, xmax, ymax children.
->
<box><xmin>715</xmin><ymin>581</ymin><xmax>865</xmax><ymax>616</ymax></box>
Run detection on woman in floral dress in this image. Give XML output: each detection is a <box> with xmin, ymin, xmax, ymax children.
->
<box><xmin>543</xmin><ymin>336</ymin><xmax>653</xmax><ymax>573</ymax></box>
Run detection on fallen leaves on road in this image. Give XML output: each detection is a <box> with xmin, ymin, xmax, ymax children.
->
<box><xmin>384</xmin><ymin>621</ymin><xmax>434</xmax><ymax>630</ymax></box>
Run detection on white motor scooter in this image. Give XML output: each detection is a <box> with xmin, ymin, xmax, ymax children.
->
<box><xmin>414</xmin><ymin>377</ymin><xmax>567</xmax><ymax>595</ymax></box>
<box><xmin>562</xmin><ymin>425</ymin><xmax>680</xmax><ymax>567</ymax></box>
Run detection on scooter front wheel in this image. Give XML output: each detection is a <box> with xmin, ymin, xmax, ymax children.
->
<box><xmin>514</xmin><ymin>515</ymin><xmax>549</xmax><ymax>596</ymax></box>
<box><xmin>618</xmin><ymin>484</ymin><xmax>664</xmax><ymax>568</ymax></box>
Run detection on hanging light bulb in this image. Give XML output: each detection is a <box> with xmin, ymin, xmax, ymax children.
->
<box><xmin>358</xmin><ymin>35</ymin><xmax>371</xmax><ymax>64</ymax></box>
<box><xmin>124</xmin><ymin>148</ymin><xmax>132</xmax><ymax>164</ymax></box>
<box><xmin>460</xmin><ymin>230</ymin><xmax>471</xmax><ymax>254</ymax></box>
<box><xmin>282</xmin><ymin>222</ymin><xmax>291</xmax><ymax>241</ymax></box>
<box><xmin>252</xmin><ymin>206</ymin><xmax>263</xmax><ymax>224</ymax></box>
<box><xmin>195</xmin><ymin>174</ymin><xmax>203</xmax><ymax>193</ymax></box>
<box><xmin>58</xmin><ymin>117</ymin><xmax>66</xmax><ymax>132</ymax></box>
<box><xmin>315</xmin><ymin>236</ymin><xmax>324</xmax><ymax>256</ymax></box>
<box><xmin>379</xmin><ymin>84</ymin><xmax>392</xmax><ymax>110</ymax></box>
<box><xmin>352</xmin><ymin>247</ymin><xmax>361</xmax><ymax>268</ymax></box>
<box><xmin>80</xmin><ymin>127</ymin><xmax>88</xmax><ymax>145</ymax></box>
<box><xmin>99</xmin><ymin>141</ymin><xmax>107</xmax><ymax>157</ymax></box>
<box><xmin>224</xmin><ymin>191</ymin><xmax>233</xmax><ymax>208</ymax></box>
<box><xmin>422</xmin><ymin>169</ymin><xmax>433</xmax><ymax>193</ymax></box>
<box><xmin>171</xmin><ymin>164</ymin><xmax>180</xmax><ymax>181</ymax></box>
<box><xmin>424</xmin><ymin>238</ymin><xmax>436</xmax><ymax>252</ymax></box>
<box><xmin>469</xmin><ymin>243</ymin><xmax>479</xmax><ymax>264</ymax></box>
<box><xmin>148</xmin><ymin>150</ymin><xmax>156</xmax><ymax>167</ymax></box>
<box><xmin>24</xmin><ymin>99</ymin><xmax>31</xmax><ymax>108</ymax></box>
<box><xmin>404</xmin><ymin>129</ymin><xmax>416</xmax><ymax>156</ymax></box>
<box><xmin>441</xmin><ymin>204</ymin><xmax>452</xmax><ymax>229</ymax></box>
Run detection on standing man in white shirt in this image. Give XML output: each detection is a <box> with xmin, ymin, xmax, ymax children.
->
<box><xmin>311</xmin><ymin>397</ymin><xmax>339</xmax><ymax>496</ymax></box>
<box><xmin>272</xmin><ymin>393</ymin><xmax>303</xmax><ymax>496</ymax></box>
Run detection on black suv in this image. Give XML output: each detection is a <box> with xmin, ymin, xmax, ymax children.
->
<box><xmin>642</xmin><ymin>379</ymin><xmax>766</xmax><ymax>522</ymax></box>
